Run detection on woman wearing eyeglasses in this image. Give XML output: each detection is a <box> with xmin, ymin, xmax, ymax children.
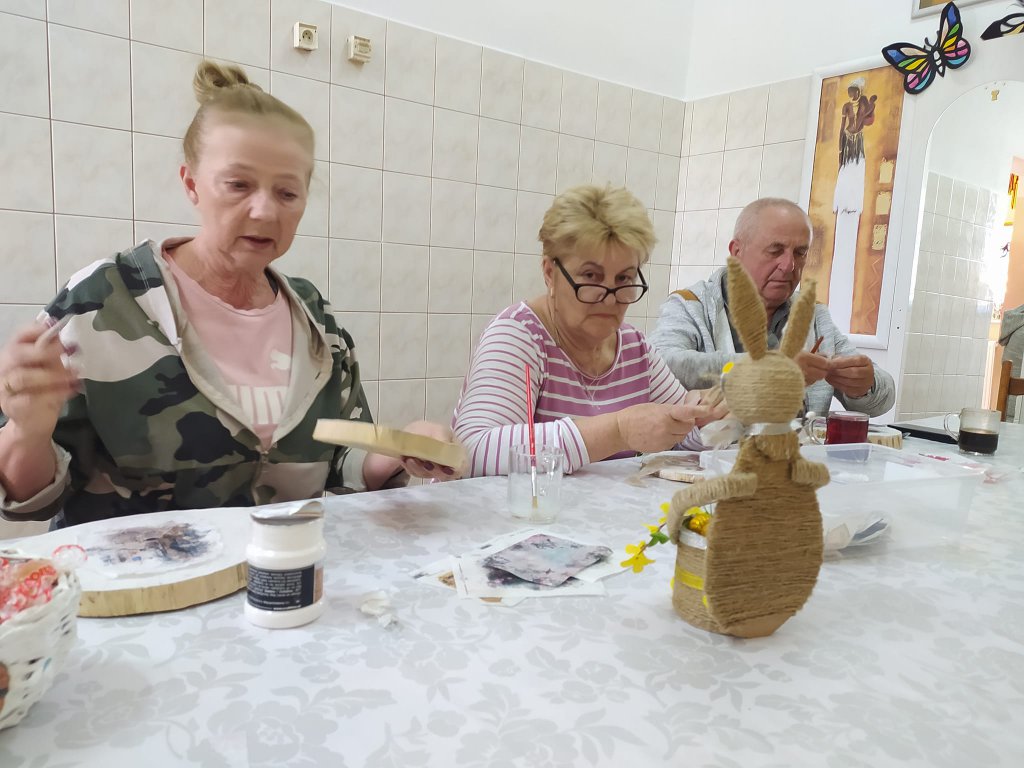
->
<box><xmin>452</xmin><ymin>185</ymin><xmax>727</xmax><ymax>476</ymax></box>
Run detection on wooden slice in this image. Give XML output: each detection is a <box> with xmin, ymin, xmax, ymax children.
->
<box><xmin>314</xmin><ymin>420</ymin><xmax>467</xmax><ymax>468</ymax></box>
<box><xmin>7</xmin><ymin>507</ymin><xmax>252</xmax><ymax>618</ymax></box>
<box><xmin>657</xmin><ymin>467</ymin><xmax>707</xmax><ymax>483</ymax></box>
<box><xmin>78</xmin><ymin>563</ymin><xmax>247</xmax><ymax>617</ymax></box>
<box><xmin>867</xmin><ymin>425</ymin><xmax>903</xmax><ymax>449</ymax></box>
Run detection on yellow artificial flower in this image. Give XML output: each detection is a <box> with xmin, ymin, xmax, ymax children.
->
<box><xmin>645</xmin><ymin>524</ymin><xmax>661</xmax><ymax>535</ymax></box>
<box><xmin>658</xmin><ymin>502</ymin><xmax>669</xmax><ymax>525</ymax></box>
<box><xmin>621</xmin><ymin>542</ymin><xmax>655</xmax><ymax>573</ymax></box>
<box><xmin>722</xmin><ymin>362</ymin><xmax>734</xmax><ymax>374</ymax></box>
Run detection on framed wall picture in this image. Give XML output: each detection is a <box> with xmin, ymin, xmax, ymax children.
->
<box><xmin>799</xmin><ymin>61</ymin><xmax>912</xmax><ymax>350</ymax></box>
<box><xmin>911</xmin><ymin>0</ymin><xmax>993</xmax><ymax>19</ymax></box>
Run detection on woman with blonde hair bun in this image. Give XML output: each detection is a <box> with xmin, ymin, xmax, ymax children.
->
<box><xmin>453</xmin><ymin>185</ymin><xmax>726</xmax><ymax>476</ymax></box>
<box><xmin>0</xmin><ymin>60</ymin><xmax>457</xmax><ymax>528</ymax></box>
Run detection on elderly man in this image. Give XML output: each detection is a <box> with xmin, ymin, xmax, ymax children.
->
<box><xmin>649</xmin><ymin>198</ymin><xmax>895</xmax><ymax>417</ymax></box>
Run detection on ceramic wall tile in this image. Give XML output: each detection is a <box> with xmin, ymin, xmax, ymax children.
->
<box><xmin>725</xmin><ymin>86</ymin><xmax>768</xmax><ymax>150</ymax></box>
<box><xmin>132</xmin><ymin>132</ymin><xmax>198</xmax><ymax>224</ymax></box>
<box><xmin>384</xmin><ymin>22</ymin><xmax>434</xmax><ymax>105</ymax></box>
<box><xmin>384</xmin><ymin>97</ymin><xmax>433</xmax><ymax>176</ymax></box>
<box><xmin>432</xmin><ymin>108</ymin><xmax>479</xmax><ymax>183</ymax></box>
<box><xmin>477</xmin><ymin>118</ymin><xmax>520</xmax><ymax>189</ymax></box>
<box><xmin>479</xmin><ymin>49</ymin><xmax>523</xmax><ymax>123</ymax></box>
<box><xmin>381</xmin><ymin>172</ymin><xmax>431</xmax><ymax>246</ymax></box>
<box><xmin>628</xmin><ymin>89</ymin><xmax>662</xmax><ymax>152</ymax></box>
<box><xmin>0</xmin><ymin>210</ymin><xmax>55</xmax><ymax>303</ymax></box>
<box><xmin>435</xmin><ymin>36</ymin><xmax>481</xmax><ymax>114</ymax></box>
<box><xmin>474</xmin><ymin>184</ymin><xmax>517</xmax><ymax>253</ymax></box>
<box><xmin>688</xmin><ymin>94</ymin><xmax>728</xmax><ymax>155</ymax></box>
<box><xmin>270</xmin><ymin>0</ymin><xmax>332</xmax><ymax>81</ymax></box>
<box><xmin>130</xmin><ymin>0</ymin><xmax>202</xmax><ymax>53</ymax></box>
<box><xmin>49</xmin><ymin>24</ymin><xmax>130</xmax><ymax>129</ymax></box>
<box><xmin>0</xmin><ymin>113</ymin><xmax>52</xmax><ymax>212</ymax></box>
<box><xmin>430</xmin><ymin>179</ymin><xmax>476</xmax><ymax>249</ymax></box>
<box><xmin>559</xmin><ymin>72</ymin><xmax>598</xmax><ymax>139</ymax></box>
<box><xmin>328</xmin><ymin>238</ymin><xmax>381</xmax><ymax>312</ymax></box>
<box><xmin>270</xmin><ymin>72</ymin><xmax>330</xmax><ymax>160</ymax></box>
<box><xmin>427</xmin><ymin>247</ymin><xmax>473</xmax><ymax>313</ymax></box>
<box><xmin>595</xmin><ymin>81</ymin><xmax>630</xmax><ymax>146</ymax></box>
<box><xmin>53</xmin><ymin>121</ymin><xmax>132</xmax><ymax>218</ymax></box>
<box><xmin>426</xmin><ymin>313</ymin><xmax>472</xmax><ymax>378</ymax></box>
<box><xmin>521</xmin><ymin>60</ymin><xmax>561</xmax><ymax>131</ymax></box>
<box><xmin>378</xmin><ymin>312</ymin><xmax>427</xmax><ymax>379</ymax></box>
<box><xmin>0</xmin><ymin>13</ymin><xmax>48</xmax><ymax>117</ymax></box>
<box><xmin>331</xmin><ymin>5</ymin><xmax>386</xmax><ymax>93</ymax></box>
<box><xmin>132</xmin><ymin>43</ymin><xmax>202</xmax><ymax>139</ymax></box>
<box><xmin>204</xmin><ymin>0</ymin><xmax>269</xmax><ymax>68</ymax></box>
<box><xmin>381</xmin><ymin>243</ymin><xmax>429</xmax><ymax>312</ymax></box>
<box><xmin>330</xmin><ymin>85</ymin><xmax>384</xmax><ymax>168</ymax></box>
<box><xmin>55</xmin><ymin>215</ymin><xmax>133</xmax><ymax>284</ymax></box>
<box><xmin>48</xmin><ymin>0</ymin><xmax>127</xmax><ymax>36</ymax></box>
<box><xmin>328</xmin><ymin>163</ymin><xmax>382</xmax><ymax>241</ymax></box>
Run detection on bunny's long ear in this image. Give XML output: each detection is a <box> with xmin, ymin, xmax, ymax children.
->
<box><xmin>780</xmin><ymin>279</ymin><xmax>817</xmax><ymax>360</ymax></box>
<box><xmin>726</xmin><ymin>257</ymin><xmax>768</xmax><ymax>360</ymax></box>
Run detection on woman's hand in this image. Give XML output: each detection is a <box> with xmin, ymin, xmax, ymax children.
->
<box><xmin>683</xmin><ymin>388</ymin><xmax>730</xmax><ymax>427</ymax></box>
<box><xmin>0</xmin><ymin>323</ymin><xmax>77</xmax><ymax>438</ymax></box>
<box><xmin>399</xmin><ymin>420</ymin><xmax>464</xmax><ymax>481</ymax></box>
<box><xmin>615</xmin><ymin>403</ymin><xmax>708</xmax><ymax>454</ymax></box>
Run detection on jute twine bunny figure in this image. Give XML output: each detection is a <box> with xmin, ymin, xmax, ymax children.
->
<box><xmin>667</xmin><ymin>257</ymin><xmax>830</xmax><ymax>638</ymax></box>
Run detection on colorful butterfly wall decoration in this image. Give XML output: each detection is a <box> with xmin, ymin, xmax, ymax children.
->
<box><xmin>981</xmin><ymin>0</ymin><xmax>1024</xmax><ymax>39</ymax></box>
<box><xmin>882</xmin><ymin>2</ymin><xmax>972</xmax><ymax>94</ymax></box>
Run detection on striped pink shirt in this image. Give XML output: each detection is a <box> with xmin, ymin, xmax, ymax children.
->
<box><xmin>452</xmin><ymin>302</ymin><xmax>699</xmax><ymax>476</ymax></box>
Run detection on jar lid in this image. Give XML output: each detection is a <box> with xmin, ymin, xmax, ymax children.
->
<box><xmin>250</xmin><ymin>500</ymin><xmax>325</xmax><ymax>526</ymax></box>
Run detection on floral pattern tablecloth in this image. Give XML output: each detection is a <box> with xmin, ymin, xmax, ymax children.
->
<box><xmin>3</xmin><ymin>427</ymin><xmax>1023</xmax><ymax>767</ymax></box>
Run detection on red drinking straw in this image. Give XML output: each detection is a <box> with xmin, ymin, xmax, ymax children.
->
<box><xmin>524</xmin><ymin>363</ymin><xmax>538</xmax><ymax>508</ymax></box>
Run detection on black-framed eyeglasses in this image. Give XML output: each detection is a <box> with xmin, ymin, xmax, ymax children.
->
<box><xmin>552</xmin><ymin>258</ymin><xmax>648</xmax><ymax>304</ymax></box>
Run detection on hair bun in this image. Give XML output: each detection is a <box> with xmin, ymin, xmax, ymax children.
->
<box><xmin>192</xmin><ymin>60</ymin><xmax>261</xmax><ymax>103</ymax></box>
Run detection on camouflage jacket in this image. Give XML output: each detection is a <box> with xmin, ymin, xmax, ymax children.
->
<box><xmin>0</xmin><ymin>240</ymin><xmax>372</xmax><ymax>526</ymax></box>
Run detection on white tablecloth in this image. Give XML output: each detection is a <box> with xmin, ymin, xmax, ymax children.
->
<box><xmin>2</xmin><ymin>426</ymin><xmax>1023</xmax><ymax>767</ymax></box>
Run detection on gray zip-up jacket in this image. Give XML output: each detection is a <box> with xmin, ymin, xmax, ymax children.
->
<box><xmin>999</xmin><ymin>305</ymin><xmax>1024</xmax><ymax>419</ymax></box>
<box><xmin>648</xmin><ymin>267</ymin><xmax>896</xmax><ymax>417</ymax></box>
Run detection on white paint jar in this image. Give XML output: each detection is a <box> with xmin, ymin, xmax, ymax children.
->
<box><xmin>244</xmin><ymin>510</ymin><xmax>326</xmax><ymax>629</ymax></box>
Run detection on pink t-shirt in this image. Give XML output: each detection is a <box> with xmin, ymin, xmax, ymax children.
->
<box><xmin>166</xmin><ymin>254</ymin><xmax>293</xmax><ymax>449</ymax></box>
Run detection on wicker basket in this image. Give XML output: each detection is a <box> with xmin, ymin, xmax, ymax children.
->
<box><xmin>0</xmin><ymin>554</ymin><xmax>81</xmax><ymax>731</ymax></box>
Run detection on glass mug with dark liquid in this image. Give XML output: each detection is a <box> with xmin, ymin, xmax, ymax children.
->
<box><xmin>944</xmin><ymin>408</ymin><xmax>1001</xmax><ymax>456</ymax></box>
<box><xmin>805</xmin><ymin>411</ymin><xmax>869</xmax><ymax>445</ymax></box>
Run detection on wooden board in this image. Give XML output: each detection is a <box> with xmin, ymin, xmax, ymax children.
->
<box><xmin>8</xmin><ymin>507</ymin><xmax>251</xmax><ymax>618</ymax></box>
<box><xmin>314</xmin><ymin>419</ymin><xmax>466</xmax><ymax>468</ymax></box>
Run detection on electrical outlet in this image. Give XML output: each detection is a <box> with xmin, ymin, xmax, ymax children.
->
<box><xmin>347</xmin><ymin>35</ymin><xmax>372</xmax><ymax>64</ymax></box>
<box><xmin>293</xmin><ymin>22</ymin><xmax>318</xmax><ymax>51</ymax></box>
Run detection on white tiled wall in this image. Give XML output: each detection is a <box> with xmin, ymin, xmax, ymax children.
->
<box><xmin>0</xmin><ymin>0</ymin><xmax>688</xmax><ymax>436</ymax></box>
<box><xmin>898</xmin><ymin>173</ymin><xmax>1001</xmax><ymax>419</ymax></box>
<box><xmin>667</xmin><ymin>78</ymin><xmax>811</xmax><ymax>300</ymax></box>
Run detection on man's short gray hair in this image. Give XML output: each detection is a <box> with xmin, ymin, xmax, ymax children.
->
<box><xmin>732</xmin><ymin>198</ymin><xmax>813</xmax><ymax>243</ymax></box>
